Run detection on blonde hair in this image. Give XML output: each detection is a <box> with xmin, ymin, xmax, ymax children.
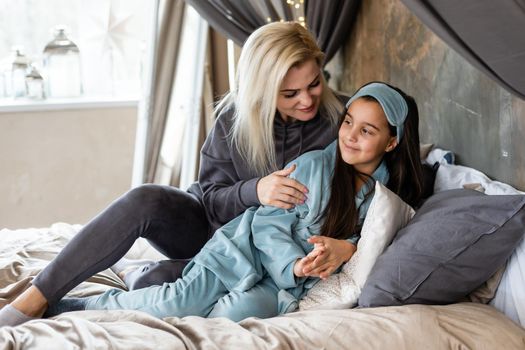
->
<box><xmin>216</xmin><ymin>22</ymin><xmax>343</xmax><ymax>176</ymax></box>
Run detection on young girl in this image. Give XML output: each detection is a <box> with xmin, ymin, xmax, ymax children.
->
<box><xmin>40</xmin><ymin>82</ymin><xmax>426</xmax><ymax>322</ymax></box>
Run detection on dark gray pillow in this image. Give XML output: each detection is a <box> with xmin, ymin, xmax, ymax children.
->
<box><xmin>358</xmin><ymin>189</ymin><xmax>525</xmax><ymax>307</ymax></box>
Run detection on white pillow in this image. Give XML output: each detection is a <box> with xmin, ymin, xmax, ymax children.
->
<box><xmin>298</xmin><ymin>181</ymin><xmax>415</xmax><ymax>310</ymax></box>
<box><xmin>433</xmin><ymin>163</ymin><xmax>524</xmax><ymax>195</ymax></box>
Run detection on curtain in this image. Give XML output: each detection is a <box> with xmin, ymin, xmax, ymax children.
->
<box><xmin>305</xmin><ymin>0</ymin><xmax>360</xmax><ymax>64</ymax></box>
<box><xmin>142</xmin><ymin>0</ymin><xmax>186</xmax><ymax>183</ymax></box>
<box><xmin>184</xmin><ymin>0</ymin><xmax>360</xmax><ymax>64</ymax></box>
<box><xmin>183</xmin><ymin>0</ymin><xmax>266</xmax><ymax>46</ymax></box>
<box><xmin>134</xmin><ymin>0</ymin><xmax>228</xmax><ymax>187</ymax></box>
<box><xmin>152</xmin><ymin>5</ymin><xmax>211</xmax><ymax>188</ymax></box>
<box><xmin>400</xmin><ymin>0</ymin><xmax>525</xmax><ymax>100</ymax></box>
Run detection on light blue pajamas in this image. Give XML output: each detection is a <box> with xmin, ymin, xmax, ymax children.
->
<box><xmin>85</xmin><ymin>141</ymin><xmax>389</xmax><ymax>321</ymax></box>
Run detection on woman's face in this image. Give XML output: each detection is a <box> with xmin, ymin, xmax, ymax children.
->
<box><xmin>276</xmin><ymin>59</ymin><xmax>323</xmax><ymax>123</ymax></box>
<box><xmin>338</xmin><ymin>98</ymin><xmax>397</xmax><ymax>175</ymax></box>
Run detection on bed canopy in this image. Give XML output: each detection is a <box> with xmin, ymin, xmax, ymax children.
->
<box><xmin>184</xmin><ymin>0</ymin><xmax>525</xmax><ymax>100</ymax></box>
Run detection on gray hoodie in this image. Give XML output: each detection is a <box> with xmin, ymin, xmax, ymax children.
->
<box><xmin>189</xmin><ymin>95</ymin><xmax>347</xmax><ymax>232</ymax></box>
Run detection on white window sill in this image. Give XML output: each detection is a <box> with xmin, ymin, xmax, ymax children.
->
<box><xmin>0</xmin><ymin>95</ymin><xmax>140</xmax><ymax>113</ymax></box>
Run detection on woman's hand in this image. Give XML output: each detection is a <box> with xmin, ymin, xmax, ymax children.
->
<box><xmin>257</xmin><ymin>164</ymin><xmax>308</xmax><ymax>209</ymax></box>
<box><xmin>301</xmin><ymin>236</ymin><xmax>357</xmax><ymax>279</ymax></box>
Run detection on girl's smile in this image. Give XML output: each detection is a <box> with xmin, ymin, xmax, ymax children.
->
<box><xmin>338</xmin><ymin>98</ymin><xmax>397</xmax><ymax>175</ymax></box>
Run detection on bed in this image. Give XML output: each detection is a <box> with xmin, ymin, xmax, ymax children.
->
<box><xmin>1</xmin><ymin>150</ymin><xmax>525</xmax><ymax>349</ymax></box>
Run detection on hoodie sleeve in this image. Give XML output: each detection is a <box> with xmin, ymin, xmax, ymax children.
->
<box><xmin>199</xmin><ymin>110</ymin><xmax>261</xmax><ymax>229</ymax></box>
<box><xmin>249</xmin><ymin>147</ymin><xmax>331</xmax><ymax>290</ymax></box>
<box><xmin>251</xmin><ymin>205</ymin><xmax>305</xmax><ymax>290</ymax></box>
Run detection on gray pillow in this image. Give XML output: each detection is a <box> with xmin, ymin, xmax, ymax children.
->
<box><xmin>358</xmin><ymin>189</ymin><xmax>525</xmax><ymax>307</ymax></box>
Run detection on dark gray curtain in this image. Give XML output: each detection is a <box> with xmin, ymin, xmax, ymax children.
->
<box><xmin>401</xmin><ymin>0</ymin><xmax>525</xmax><ymax>100</ymax></box>
<box><xmin>305</xmin><ymin>0</ymin><xmax>360</xmax><ymax>64</ymax></box>
<box><xmin>183</xmin><ymin>0</ymin><xmax>266</xmax><ymax>46</ymax></box>
<box><xmin>184</xmin><ymin>0</ymin><xmax>360</xmax><ymax>64</ymax></box>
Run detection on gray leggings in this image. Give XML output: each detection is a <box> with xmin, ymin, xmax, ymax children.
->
<box><xmin>32</xmin><ymin>184</ymin><xmax>210</xmax><ymax>304</ymax></box>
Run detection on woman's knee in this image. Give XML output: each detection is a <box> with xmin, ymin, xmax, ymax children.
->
<box><xmin>119</xmin><ymin>184</ymin><xmax>209</xmax><ymax>256</ymax></box>
<box><xmin>123</xmin><ymin>184</ymin><xmax>168</xmax><ymax>210</ymax></box>
<box><xmin>122</xmin><ymin>185</ymin><xmax>201</xmax><ymax>218</ymax></box>
<box><xmin>131</xmin><ymin>184</ymin><xmax>202</xmax><ymax>208</ymax></box>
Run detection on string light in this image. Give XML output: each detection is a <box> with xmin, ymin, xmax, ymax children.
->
<box><xmin>265</xmin><ymin>0</ymin><xmax>305</xmax><ymax>27</ymax></box>
<box><xmin>287</xmin><ymin>0</ymin><xmax>306</xmax><ymax>27</ymax></box>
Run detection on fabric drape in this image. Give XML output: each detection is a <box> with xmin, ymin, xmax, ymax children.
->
<box><xmin>144</xmin><ymin>0</ymin><xmax>186</xmax><ymax>183</ymax></box>
<box><xmin>153</xmin><ymin>6</ymin><xmax>210</xmax><ymax>188</ymax></box>
<box><xmin>183</xmin><ymin>0</ymin><xmax>267</xmax><ymax>46</ymax></box>
<box><xmin>400</xmin><ymin>0</ymin><xmax>525</xmax><ymax>100</ymax></box>
<box><xmin>184</xmin><ymin>0</ymin><xmax>360</xmax><ymax>64</ymax></box>
<box><xmin>305</xmin><ymin>0</ymin><xmax>360</xmax><ymax>64</ymax></box>
<box><xmin>139</xmin><ymin>0</ymin><xmax>226</xmax><ymax>187</ymax></box>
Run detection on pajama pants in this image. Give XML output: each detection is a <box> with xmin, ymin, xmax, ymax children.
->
<box><xmin>32</xmin><ymin>184</ymin><xmax>210</xmax><ymax>304</ymax></box>
<box><xmin>85</xmin><ymin>264</ymin><xmax>280</xmax><ymax>322</ymax></box>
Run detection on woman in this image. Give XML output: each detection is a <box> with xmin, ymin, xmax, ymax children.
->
<box><xmin>44</xmin><ymin>82</ymin><xmax>427</xmax><ymax>322</ymax></box>
<box><xmin>0</xmin><ymin>21</ymin><xmax>345</xmax><ymax>327</ymax></box>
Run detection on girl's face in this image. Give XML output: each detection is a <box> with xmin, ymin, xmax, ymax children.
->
<box><xmin>338</xmin><ymin>98</ymin><xmax>398</xmax><ymax>175</ymax></box>
<box><xmin>276</xmin><ymin>59</ymin><xmax>323</xmax><ymax>123</ymax></box>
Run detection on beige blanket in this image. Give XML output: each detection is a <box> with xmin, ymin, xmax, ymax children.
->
<box><xmin>1</xmin><ymin>223</ymin><xmax>524</xmax><ymax>350</ymax></box>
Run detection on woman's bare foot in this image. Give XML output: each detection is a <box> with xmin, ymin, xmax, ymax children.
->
<box><xmin>11</xmin><ymin>286</ymin><xmax>48</xmax><ymax>318</ymax></box>
<box><xmin>0</xmin><ymin>286</ymin><xmax>48</xmax><ymax>327</ymax></box>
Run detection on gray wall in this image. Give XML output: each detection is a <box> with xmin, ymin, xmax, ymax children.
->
<box><xmin>338</xmin><ymin>0</ymin><xmax>525</xmax><ymax>190</ymax></box>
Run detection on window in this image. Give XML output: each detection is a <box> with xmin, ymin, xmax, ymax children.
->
<box><xmin>0</xmin><ymin>0</ymin><xmax>152</xmax><ymax>100</ymax></box>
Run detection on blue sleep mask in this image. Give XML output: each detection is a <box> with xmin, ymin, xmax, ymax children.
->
<box><xmin>345</xmin><ymin>83</ymin><xmax>408</xmax><ymax>142</ymax></box>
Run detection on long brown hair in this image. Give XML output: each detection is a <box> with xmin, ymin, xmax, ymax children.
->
<box><xmin>320</xmin><ymin>82</ymin><xmax>424</xmax><ymax>240</ymax></box>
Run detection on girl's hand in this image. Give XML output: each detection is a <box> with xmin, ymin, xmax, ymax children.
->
<box><xmin>294</xmin><ymin>257</ymin><xmax>310</xmax><ymax>278</ymax></box>
<box><xmin>302</xmin><ymin>236</ymin><xmax>357</xmax><ymax>279</ymax></box>
<box><xmin>294</xmin><ymin>250</ymin><xmax>322</xmax><ymax>277</ymax></box>
<box><xmin>257</xmin><ymin>164</ymin><xmax>308</xmax><ymax>209</ymax></box>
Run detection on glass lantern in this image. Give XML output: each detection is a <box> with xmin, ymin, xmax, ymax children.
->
<box><xmin>43</xmin><ymin>25</ymin><xmax>83</xmax><ymax>98</ymax></box>
<box><xmin>25</xmin><ymin>64</ymin><xmax>45</xmax><ymax>100</ymax></box>
<box><xmin>11</xmin><ymin>48</ymin><xmax>29</xmax><ymax>98</ymax></box>
<box><xmin>0</xmin><ymin>56</ymin><xmax>13</xmax><ymax>98</ymax></box>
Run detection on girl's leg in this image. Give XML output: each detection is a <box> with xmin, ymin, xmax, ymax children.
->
<box><xmin>207</xmin><ymin>275</ymin><xmax>280</xmax><ymax>321</ymax></box>
<box><xmin>80</xmin><ymin>264</ymin><xmax>227</xmax><ymax>319</ymax></box>
<box><xmin>33</xmin><ymin>184</ymin><xmax>209</xmax><ymax>305</ymax></box>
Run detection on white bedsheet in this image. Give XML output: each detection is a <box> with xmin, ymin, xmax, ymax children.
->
<box><xmin>3</xmin><ymin>222</ymin><xmax>523</xmax><ymax>349</ymax></box>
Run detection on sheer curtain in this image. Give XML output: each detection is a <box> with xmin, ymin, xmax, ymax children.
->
<box><xmin>134</xmin><ymin>1</ymin><xmax>221</xmax><ymax>187</ymax></box>
<box><xmin>132</xmin><ymin>0</ymin><xmax>185</xmax><ymax>186</ymax></box>
<box><xmin>152</xmin><ymin>5</ymin><xmax>212</xmax><ymax>188</ymax></box>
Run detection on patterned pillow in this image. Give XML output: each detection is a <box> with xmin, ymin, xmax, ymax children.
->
<box><xmin>299</xmin><ymin>182</ymin><xmax>415</xmax><ymax>310</ymax></box>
